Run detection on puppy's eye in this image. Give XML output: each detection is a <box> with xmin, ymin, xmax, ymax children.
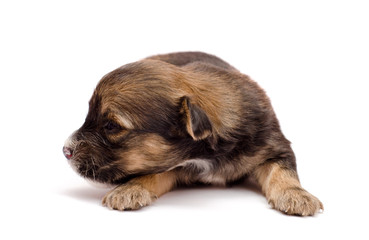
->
<box><xmin>104</xmin><ymin>121</ymin><xmax>121</xmax><ymax>133</ymax></box>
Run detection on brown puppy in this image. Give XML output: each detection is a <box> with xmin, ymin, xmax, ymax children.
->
<box><xmin>63</xmin><ymin>52</ymin><xmax>323</xmax><ymax>216</ymax></box>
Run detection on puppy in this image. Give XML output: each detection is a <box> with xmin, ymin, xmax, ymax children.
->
<box><xmin>63</xmin><ymin>52</ymin><xmax>323</xmax><ymax>216</ymax></box>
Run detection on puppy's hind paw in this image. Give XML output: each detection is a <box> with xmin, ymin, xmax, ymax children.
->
<box><xmin>269</xmin><ymin>187</ymin><xmax>323</xmax><ymax>216</ymax></box>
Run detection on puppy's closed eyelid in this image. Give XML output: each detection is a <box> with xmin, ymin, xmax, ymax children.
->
<box><xmin>104</xmin><ymin>121</ymin><xmax>122</xmax><ymax>131</ymax></box>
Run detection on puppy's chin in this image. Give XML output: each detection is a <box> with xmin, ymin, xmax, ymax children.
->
<box><xmin>67</xmin><ymin>159</ymin><xmax>116</xmax><ymax>188</ymax></box>
<box><xmin>67</xmin><ymin>159</ymin><xmax>79</xmax><ymax>173</ymax></box>
<box><xmin>86</xmin><ymin>179</ymin><xmax>116</xmax><ymax>189</ymax></box>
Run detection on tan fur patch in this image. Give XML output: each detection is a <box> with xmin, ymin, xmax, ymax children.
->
<box><xmin>122</xmin><ymin>134</ymin><xmax>174</xmax><ymax>173</ymax></box>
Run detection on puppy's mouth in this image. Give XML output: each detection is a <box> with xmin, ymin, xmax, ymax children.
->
<box><xmin>63</xmin><ymin>148</ymin><xmax>103</xmax><ymax>182</ymax></box>
<box><xmin>68</xmin><ymin>156</ymin><xmax>100</xmax><ymax>181</ymax></box>
<box><xmin>63</xmin><ymin>143</ymin><xmax>163</xmax><ymax>186</ymax></box>
<box><xmin>67</xmin><ymin>154</ymin><xmax>131</xmax><ymax>185</ymax></box>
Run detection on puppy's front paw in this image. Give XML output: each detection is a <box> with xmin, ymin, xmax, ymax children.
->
<box><xmin>268</xmin><ymin>187</ymin><xmax>323</xmax><ymax>216</ymax></box>
<box><xmin>102</xmin><ymin>183</ymin><xmax>156</xmax><ymax>211</ymax></box>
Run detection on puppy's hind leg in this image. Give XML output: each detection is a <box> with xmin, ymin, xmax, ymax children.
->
<box><xmin>102</xmin><ymin>170</ymin><xmax>178</xmax><ymax>211</ymax></box>
<box><xmin>253</xmin><ymin>154</ymin><xmax>323</xmax><ymax>216</ymax></box>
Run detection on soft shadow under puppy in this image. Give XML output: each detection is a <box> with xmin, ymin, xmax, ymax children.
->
<box><xmin>62</xmin><ymin>186</ymin><xmax>111</xmax><ymax>203</ymax></box>
<box><xmin>62</xmin><ymin>177</ymin><xmax>262</xmax><ymax>205</ymax></box>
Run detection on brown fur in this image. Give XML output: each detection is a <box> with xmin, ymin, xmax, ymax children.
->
<box><xmin>63</xmin><ymin>52</ymin><xmax>323</xmax><ymax>216</ymax></box>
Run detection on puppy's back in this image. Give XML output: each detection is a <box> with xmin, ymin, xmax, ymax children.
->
<box><xmin>146</xmin><ymin>51</ymin><xmax>237</xmax><ymax>71</ymax></box>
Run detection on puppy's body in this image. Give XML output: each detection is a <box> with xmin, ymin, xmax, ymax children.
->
<box><xmin>63</xmin><ymin>52</ymin><xmax>323</xmax><ymax>216</ymax></box>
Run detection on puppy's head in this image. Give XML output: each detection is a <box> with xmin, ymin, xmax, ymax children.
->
<box><xmin>63</xmin><ymin>60</ymin><xmax>214</xmax><ymax>184</ymax></box>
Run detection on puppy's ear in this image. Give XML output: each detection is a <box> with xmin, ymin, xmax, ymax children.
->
<box><xmin>180</xmin><ymin>96</ymin><xmax>212</xmax><ymax>140</ymax></box>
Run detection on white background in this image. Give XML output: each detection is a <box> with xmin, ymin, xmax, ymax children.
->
<box><xmin>1</xmin><ymin>0</ymin><xmax>368</xmax><ymax>239</ymax></box>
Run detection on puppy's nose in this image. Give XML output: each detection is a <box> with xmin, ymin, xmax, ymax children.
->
<box><xmin>63</xmin><ymin>146</ymin><xmax>73</xmax><ymax>160</ymax></box>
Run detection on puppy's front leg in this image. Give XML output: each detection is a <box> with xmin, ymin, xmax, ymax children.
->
<box><xmin>253</xmin><ymin>160</ymin><xmax>323</xmax><ymax>216</ymax></box>
<box><xmin>102</xmin><ymin>170</ymin><xmax>177</xmax><ymax>210</ymax></box>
